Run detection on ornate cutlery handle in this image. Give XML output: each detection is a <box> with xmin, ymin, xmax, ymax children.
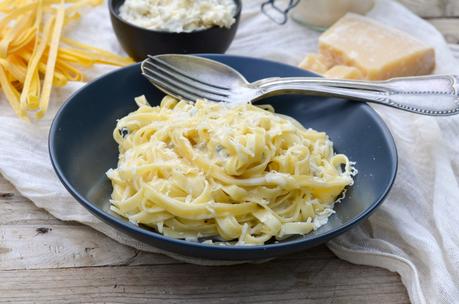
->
<box><xmin>254</xmin><ymin>75</ymin><xmax>459</xmax><ymax>116</ymax></box>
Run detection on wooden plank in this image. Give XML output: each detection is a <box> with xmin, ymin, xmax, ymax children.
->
<box><xmin>398</xmin><ymin>0</ymin><xmax>459</xmax><ymax>18</ymax></box>
<box><xmin>428</xmin><ymin>18</ymin><xmax>459</xmax><ymax>44</ymax></box>
<box><xmin>0</xmin><ymin>226</ymin><xmax>177</xmax><ymax>271</ymax></box>
<box><xmin>0</xmin><ymin>174</ymin><xmax>409</xmax><ymax>303</ymax></box>
<box><xmin>0</xmin><ymin>177</ymin><xmax>176</xmax><ymax>270</ymax></box>
<box><xmin>0</xmin><ymin>189</ymin><xmax>62</xmax><ymax>226</ymax></box>
<box><xmin>0</xmin><ymin>255</ymin><xmax>409</xmax><ymax>304</ymax></box>
<box><xmin>0</xmin><ymin>224</ymin><xmax>176</xmax><ymax>270</ymax></box>
<box><xmin>0</xmin><ymin>179</ymin><xmax>351</xmax><ymax>270</ymax></box>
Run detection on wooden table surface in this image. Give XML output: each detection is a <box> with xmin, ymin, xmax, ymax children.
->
<box><xmin>1</xmin><ymin>2</ymin><xmax>458</xmax><ymax>303</ymax></box>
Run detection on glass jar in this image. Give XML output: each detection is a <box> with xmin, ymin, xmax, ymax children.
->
<box><xmin>291</xmin><ymin>0</ymin><xmax>374</xmax><ymax>30</ymax></box>
<box><xmin>262</xmin><ymin>0</ymin><xmax>374</xmax><ymax>30</ymax></box>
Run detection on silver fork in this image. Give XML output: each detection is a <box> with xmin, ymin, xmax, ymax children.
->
<box><xmin>141</xmin><ymin>54</ymin><xmax>459</xmax><ymax>116</ymax></box>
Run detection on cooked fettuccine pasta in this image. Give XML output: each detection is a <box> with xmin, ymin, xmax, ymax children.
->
<box><xmin>107</xmin><ymin>96</ymin><xmax>356</xmax><ymax>245</ymax></box>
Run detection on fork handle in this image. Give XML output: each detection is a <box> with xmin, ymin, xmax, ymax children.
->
<box><xmin>254</xmin><ymin>75</ymin><xmax>459</xmax><ymax>116</ymax></box>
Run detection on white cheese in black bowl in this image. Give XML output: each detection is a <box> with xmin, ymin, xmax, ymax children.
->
<box><xmin>108</xmin><ymin>0</ymin><xmax>242</xmax><ymax>61</ymax></box>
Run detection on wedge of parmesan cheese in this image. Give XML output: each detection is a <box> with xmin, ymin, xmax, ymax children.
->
<box><xmin>318</xmin><ymin>13</ymin><xmax>435</xmax><ymax>80</ymax></box>
<box><xmin>298</xmin><ymin>53</ymin><xmax>333</xmax><ymax>74</ymax></box>
<box><xmin>324</xmin><ymin>65</ymin><xmax>364</xmax><ymax>80</ymax></box>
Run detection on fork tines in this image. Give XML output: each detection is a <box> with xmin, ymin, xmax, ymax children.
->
<box><xmin>141</xmin><ymin>55</ymin><xmax>231</xmax><ymax>103</ymax></box>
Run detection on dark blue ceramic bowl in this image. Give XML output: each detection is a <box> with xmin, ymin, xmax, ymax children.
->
<box><xmin>109</xmin><ymin>0</ymin><xmax>242</xmax><ymax>61</ymax></box>
<box><xmin>49</xmin><ymin>55</ymin><xmax>397</xmax><ymax>261</ymax></box>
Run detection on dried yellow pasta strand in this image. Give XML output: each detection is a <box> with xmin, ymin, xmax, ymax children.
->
<box><xmin>8</xmin><ymin>27</ymin><xmax>36</xmax><ymax>54</ymax></box>
<box><xmin>39</xmin><ymin>48</ymin><xmax>86</xmax><ymax>84</ymax></box>
<box><xmin>62</xmin><ymin>38</ymin><xmax>134</xmax><ymax>65</ymax></box>
<box><xmin>92</xmin><ymin>55</ymin><xmax>134</xmax><ymax>66</ymax></box>
<box><xmin>57</xmin><ymin>47</ymin><xmax>96</xmax><ymax>66</ymax></box>
<box><xmin>0</xmin><ymin>2</ymin><xmax>40</xmax><ymax>32</ymax></box>
<box><xmin>25</xmin><ymin>69</ymin><xmax>41</xmax><ymax>110</ymax></box>
<box><xmin>55</xmin><ymin>59</ymin><xmax>84</xmax><ymax>81</ymax></box>
<box><xmin>9</xmin><ymin>12</ymin><xmax>38</xmax><ymax>49</ymax></box>
<box><xmin>35</xmin><ymin>60</ymin><xmax>68</xmax><ymax>87</ymax></box>
<box><xmin>61</xmin><ymin>38</ymin><xmax>121</xmax><ymax>58</ymax></box>
<box><xmin>0</xmin><ymin>65</ymin><xmax>26</xmax><ymax>119</ymax></box>
<box><xmin>59</xmin><ymin>49</ymin><xmax>132</xmax><ymax>68</ymax></box>
<box><xmin>69</xmin><ymin>0</ymin><xmax>103</xmax><ymax>9</ymax></box>
<box><xmin>39</xmin><ymin>0</ymin><xmax>99</xmax><ymax>14</ymax></box>
<box><xmin>0</xmin><ymin>0</ymin><xmax>84</xmax><ymax>22</ymax></box>
<box><xmin>19</xmin><ymin>0</ymin><xmax>44</xmax><ymax>110</ymax></box>
<box><xmin>36</xmin><ymin>1</ymin><xmax>65</xmax><ymax>119</ymax></box>
<box><xmin>59</xmin><ymin>46</ymin><xmax>133</xmax><ymax>67</ymax></box>
<box><xmin>0</xmin><ymin>12</ymin><xmax>34</xmax><ymax>57</ymax></box>
<box><xmin>35</xmin><ymin>0</ymin><xmax>102</xmax><ymax>18</ymax></box>
<box><xmin>52</xmin><ymin>71</ymin><xmax>69</xmax><ymax>87</ymax></box>
<box><xmin>0</xmin><ymin>57</ymin><xmax>26</xmax><ymax>82</ymax></box>
<box><xmin>20</xmin><ymin>14</ymin><xmax>53</xmax><ymax>111</ymax></box>
<box><xmin>0</xmin><ymin>0</ymin><xmax>84</xmax><ymax>10</ymax></box>
<box><xmin>0</xmin><ymin>0</ymin><xmax>132</xmax><ymax>119</ymax></box>
<box><xmin>33</xmin><ymin>0</ymin><xmax>45</xmax><ymax>50</ymax></box>
<box><xmin>63</xmin><ymin>11</ymin><xmax>81</xmax><ymax>25</ymax></box>
<box><xmin>0</xmin><ymin>1</ymin><xmax>13</xmax><ymax>12</ymax></box>
<box><xmin>10</xmin><ymin>55</ymin><xmax>28</xmax><ymax>81</ymax></box>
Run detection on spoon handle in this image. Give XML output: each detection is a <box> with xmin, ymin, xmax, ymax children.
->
<box><xmin>254</xmin><ymin>75</ymin><xmax>459</xmax><ymax>116</ymax></box>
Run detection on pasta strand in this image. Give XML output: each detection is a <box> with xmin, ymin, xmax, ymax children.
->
<box><xmin>107</xmin><ymin>96</ymin><xmax>356</xmax><ymax>245</ymax></box>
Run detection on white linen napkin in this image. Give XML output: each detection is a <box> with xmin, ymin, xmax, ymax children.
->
<box><xmin>0</xmin><ymin>1</ymin><xmax>458</xmax><ymax>303</ymax></box>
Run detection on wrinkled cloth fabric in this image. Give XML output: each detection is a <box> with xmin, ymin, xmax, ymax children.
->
<box><xmin>0</xmin><ymin>1</ymin><xmax>458</xmax><ymax>303</ymax></box>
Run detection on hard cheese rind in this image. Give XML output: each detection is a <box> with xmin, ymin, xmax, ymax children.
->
<box><xmin>318</xmin><ymin>13</ymin><xmax>435</xmax><ymax>80</ymax></box>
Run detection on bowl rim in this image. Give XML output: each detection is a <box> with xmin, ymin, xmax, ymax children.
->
<box><xmin>108</xmin><ymin>0</ymin><xmax>242</xmax><ymax>35</ymax></box>
<box><xmin>48</xmin><ymin>54</ymin><xmax>398</xmax><ymax>255</ymax></box>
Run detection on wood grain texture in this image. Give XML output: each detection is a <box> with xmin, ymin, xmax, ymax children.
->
<box><xmin>0</xmin><ymin>178</ymin><xmax>176</xmax><ymax>270</ymax></box>
<box><xmin>0</xmin><ymin>174</ymin><xmax>410</xmax><ymax>303</ymax></box>
<box><xmin>398</xmin><ymin>0</ymin><xmax>459</xmax><ymax>17</ymax></box>
<box><xmin>0</xmin><ymin>254</ymin><xmax>409</xmax><ymax>304</ymax></box>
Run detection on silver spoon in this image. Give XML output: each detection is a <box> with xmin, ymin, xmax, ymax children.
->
<box><xmin>141</xmin><ymin>54</ymin><xmax>459</xmax><ymax>116</ymax></box>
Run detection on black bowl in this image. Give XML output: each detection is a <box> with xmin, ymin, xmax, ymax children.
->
<box><xmin>108</xmin><ymin>0</ymin><xmax>242</xmax><ymax>61</ymax></box>
<box><xmin>49</xmin><ymin>55</ymin><xmax>397</xmax><ymax>261</ymax></box>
